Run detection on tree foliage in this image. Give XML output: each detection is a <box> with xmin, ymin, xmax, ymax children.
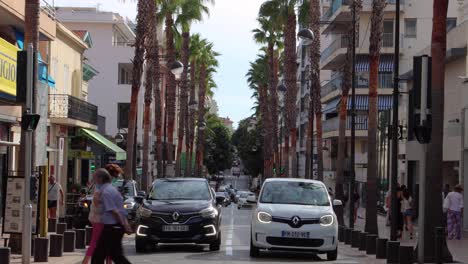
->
<box><xmin>232</xmin><ymin>117</ymin><xmax>263</xmax><ymax>177</ymax></box>
<box><xmin>203</xmin><ymin>114</ymin><xmax>233</xmax><ymax>174</ymax></box>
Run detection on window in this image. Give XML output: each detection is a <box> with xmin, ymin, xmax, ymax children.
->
<box><xmin>118</xmin><ymin>63</ymin><xmax>132</xmax><ymax>84</ymax></box>
<box><xmin>383</xmin><ymin>20</ymin><xmax>394</xmax><ymax>47</ymax></box>
<box><xmin>447</xmin><ymin>18</ymin><xmax>457</xmax><ymax>32</ymax></box>
<box><xmin>405</xmin><ymin>19</ymin><xmax>417</xmax><ymax>38</ymax></box>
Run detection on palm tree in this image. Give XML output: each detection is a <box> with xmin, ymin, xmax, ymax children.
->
<box><xmin>175</xmin><ymin>0</ymin><xmax>213</xmax><ymax>176</ymax></box>
<box><xmin>419</xmin><ymin>0</ymin><xmax>452</xmax><ymax>261</ymax></box>
<box><xmin>141</xmin><ymin>0</ymin><xmax>157</xmax><ymax>190</ymax></box>
<box><xmin>365</xmin><ymin>0</ymin><xmax>386</xmax><ymax>235</ymax></box>
<box><xmin>124</xmin><ymin>0</ymin><xmax>149</xmax><ymax>180</ymax></box>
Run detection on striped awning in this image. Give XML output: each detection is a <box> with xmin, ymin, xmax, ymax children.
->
<box><xmin>347</xmin><ymin>95</ymin><xmax>393</xmax><ymax>110</ymax></box>
<box><xmin>355</xmin><ymin>54</ymin><xmax>394</xmax><ymax>72</ymax></box>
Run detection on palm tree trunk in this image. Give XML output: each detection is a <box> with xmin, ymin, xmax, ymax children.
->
<box><xmin>365</xmin><ymin>0</ymin><xmax>386</xmax><ymax>235</ymax></box>
<box><xmin>124</xmin><ymin>0</ymin><xmax>148</xmax><ymax>180</ymax></box>
<box><xmin>196</xmin><ymin>63</ymin><xmax>207</xmax><ymax>177</ymax></box>
<box><xmin>305</xmin><ymin>103</ymin><xmax>314</xmax><ymax>179</ymax></box>
<box><xmin>284</xmin><ymin>12</ymin><xmax>298</xmax><ymax>178</ymax></box>
<box><xmin>176</xmin><ymin>31</ymin><xmax>190</xmax><ymax>176</ymax></box>
<box><xmin>151</xmin><ymin>21</ymin><xmax>163</xmax><ymax>179</ymax></box>
<box><xmin>267</xmin><ymin>43</ymin><xmax>279</xmax><ymax>175</ymax></box>
<box><xmin>187</xmin><ymin>59</ymin><xmax>197</xmax><ymax>177</ymax></box>
<box><xmin>165</xmin><ymin>13</ymin><xmax>176</xmax><ymax>167</ymax></box>
<box><xmin>419</xmin><ymin>0</ymin><xmax>452</xmax><ymax>261</ymax></box>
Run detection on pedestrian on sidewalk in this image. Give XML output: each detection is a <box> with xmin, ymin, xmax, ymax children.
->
<box><xmin>91</xmin><ymin>168</ymin><xmax>132</xmax><ymax>264</ymax></box>
<box><xmin>445</xmin><ymin>184</ymin><xmax>464</xmax><ymax>240</ymax></box>
<box><xmin>353</xmin><ymin>189</ymin><xmax>360</xmax><ymax>224</ymax></box>
<box><xmin>48</xmin><ymin>176</ymin><xmax>64</xmax><ymax>219</ymax></box>
<box><xmin>401</xmin><ymin>189</ymin><xmax>414</xmax><ymax>239</ymax></box>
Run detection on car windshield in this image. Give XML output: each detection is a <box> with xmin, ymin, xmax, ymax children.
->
<box><xmin>112</xmin><ymin>180</ymin><xmax>135</xmax><ymax>197</ymax></box>
<box><xmin>149</xmin><ymin>180</ymin><xmax>211</xmax><ymax>201</ymax></box>
<box><xmin>260</xmin><ymin>181</ymin><xmax>330</xmax><ymax>206</ymax></box>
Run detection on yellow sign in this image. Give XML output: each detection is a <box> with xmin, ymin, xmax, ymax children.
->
<box><xmin>0</xmin><ymin>37</ymin><xmax>18</xmax><ymax>96</ymax></box>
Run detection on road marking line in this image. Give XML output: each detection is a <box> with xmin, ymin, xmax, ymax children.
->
<box><xmin>225</xmin><ymin>240</ymin><xmax>232</xmax><ymax>246</ymax></box>
<box><xmin>226</xmin><ymin>246</ymin><xmax>233</xmax><ymax>256</ymax></box>
<box><xmin>227</xmin><ymin>233</ymin><xmax>233</xmax><ymax>239</ymax></box>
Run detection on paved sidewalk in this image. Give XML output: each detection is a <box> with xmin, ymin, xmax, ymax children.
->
<box><xmin>348</xmin><ymin>207</ymin><xmax>468</xmax><ymax>263</ymax></box>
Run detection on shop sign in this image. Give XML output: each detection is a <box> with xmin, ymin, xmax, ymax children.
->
<box><xmin>69</xmin><ymin>150</ymin><xmax>94</xmax><ymax>159</ymax></box>
<box><xmin>0</xmin><ymin>37</ymin><xmax>18</xmax><ymax>99</ymax></box>
<box><xmin>59</xmin><ymin>137</ymin><xmax>64</xmax><ymax>166</ymax></box>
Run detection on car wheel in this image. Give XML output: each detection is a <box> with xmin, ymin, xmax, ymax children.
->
<box><xmin>326</xmin><ymin>247</ymin><xmax>338</xmax><ymax>261</ymax></box>
<box><xmin>135</xmin><ymin>238</ymin><xmax>148</xmax><ymax>253</ymax></box>
<box><xmin>209</xmin><ymin>232</ymin><xmax>221</xmax><ymax>251</ymax></box>
<box><xmin>250</xmin><ymin>237</ymin><xmax>260</xmax><ymax>257</ymax></box>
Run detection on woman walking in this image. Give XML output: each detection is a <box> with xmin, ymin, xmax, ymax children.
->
<box><xmin>91</xmin><ymin>168</ymin><xmax>132</xmax><ymax>264</ymax></box>
<box><xmin>445</xmin><ymin>184</ymin><xmax>464</xmax><ymax>240</ymax></box>
<box><xmin>401</xmin><ymin>189</ymin><xmax>414</xmax><ymax>239</ymax></box>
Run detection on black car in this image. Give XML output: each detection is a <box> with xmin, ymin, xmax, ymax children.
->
<box><xmin>215</xmin><ymin>192</ymin><xmax>231</xmax><ymax>207</ymax></box>
<box><xmin>72</xmin><ymin>179</ymin><xmax>144</xmax><ymax>228</ymax></box>
<box><xmin>134</xmin><ymin>178</ymin><xmax>224</xmax><ymax>252</ymax></box>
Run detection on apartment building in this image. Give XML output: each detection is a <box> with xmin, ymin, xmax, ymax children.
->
<box><xmin>296</xmin><ymin>0</ymin><xmax>458</xmax><ymax>203</ymax></box>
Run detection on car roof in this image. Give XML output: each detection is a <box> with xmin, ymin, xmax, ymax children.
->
<box><xmin>263</xmin><ymin>178</ymin><xmax>325</xmax><ymax>185</ymax></box>
<box><xmin>153</xmin><ymin>177</ymin><xmax>208</xmax><ymax>183</ymax></box>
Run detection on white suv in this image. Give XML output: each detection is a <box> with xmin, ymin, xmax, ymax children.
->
<box><xmin>250</xmin><ymin>178</ymin><xmax>341</xmax><ymax>260</ymax></box>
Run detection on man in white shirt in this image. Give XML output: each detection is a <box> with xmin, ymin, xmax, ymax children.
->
<box><xmin>48</xmin><ymin>176</ymin><xmax>64</xmax><ymax>219</ymax></box>
<box><xmin>446</xmin><ymin>184</ymin><xmax>464</xmax><ymax>240</ymax></box>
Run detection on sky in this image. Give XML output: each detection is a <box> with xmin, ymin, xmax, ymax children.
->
<box><xmin>54</xmin><ymin>0</ymin><xmax>265</xmax><ymax>128</ymax></box>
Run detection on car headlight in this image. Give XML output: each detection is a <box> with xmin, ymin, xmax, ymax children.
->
<box><xmin>139</xmin><ymin>207</ymin><xmax>152</xmax><ymax>218</ymax></box>
<box><xmin>257</xmin><ymin>212</ymin><xmax>272</xmax><ymax>223</ymax></box>
<box><xmin>320</xmin><ymin>215</ymin><xmax>334</xmax><ymax>226</ymax></box>
<box><xmin>200</xmin><ymin>207</ymin><xmax>218</xmax><ymax>218</ymax></box>
<box><xmin>123</xmin><ymin>202</ymin><xmax>135</xmax><ymax>209</ymax></box>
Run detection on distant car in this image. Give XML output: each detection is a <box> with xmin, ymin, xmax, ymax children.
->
<box><xmin>237</xmin><ymin>191</ymin><xmax>256</xmax><ymax>209</ymax></box>
<box><xmin>215</xmin><ymin>192</ymin><xmax>231</xmax><ymax>207</ymax></box>
<box><xmin>250</xmin><ymin>178</ymin><xmax>340</xmax><ymax>260</ymax></box>
<box><xmin>232</xmin><ymin>167</ymin><xmax>241</xmax><ymax>177</ymax></box>
<box><xmin>134</xmin><ymin>178</ymin><xmax>223</xmax><ymax>252</ymax></box>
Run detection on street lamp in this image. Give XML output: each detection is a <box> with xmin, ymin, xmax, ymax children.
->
<box><xmin>170</xmin><ymin>60</ymin><xmax>184</xmax><ymax>80</ymax></box>
<box><xmin>188</xmin><ymin>99</ymin><xmax>198</xmax><ymax>111</ymax></box>
<box><xmin>297</xmin><ymin>28</ymin><xmax>314</xmax><ymax>42</ymax></box>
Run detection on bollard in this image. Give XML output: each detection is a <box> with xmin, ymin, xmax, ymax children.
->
<box><xmin>344</xmin><ymin>228</ymin><xmax>353</xmax><ymax>245</ymax></box>
<box><xmin>33</xmin><ymin>237</ymin><xmax>49</xmax><ymax>262</ymax></box>
<box><xmin>66</xmin><ymin>222</ymin><xmax>73</xmax><ymax>230</ymax></box>
<box><xmin>0</xmin><ymin>247</ymin><xmax>10</xmax><ymax>264</ymax></box>
<box><xmin>386</xmin><ymin>241</ymin><xmax>400</xmax><ymax>263</ymax></box>
<box><xmin>376</xmin><ymin>238</ymin><xmax>388</xmax><ymax>259</ymax></box>
<box><xmin>56</xmin><ymin>223</ymin><xmax>67</xmax><ymax>234</ymax></box>
<box><xmin>75</xmin><ymin>229</ymin><xmax>86</xmax><ymax>249</ymax></box>
<box><xmin>434</xmin><ymin>226</ymin><xmax>445</xmax><ymax>264</ymax></box>
<box><xmin>63</xmin><ymin>231</ymin><xmax>76</xmax><ymax>252</ymax></box>
<box><xmin>85</xmin><ymin>226</ymin><xmax>93</xmax><ymax>246</ymax></box>
<box><xmin>58</xmin><ymin>217</ymin><xmax>66</xmax><ymax>223</ymax></box>
<box><xmin>359</xmin><ymin>232</ymin><xmax>368</xmax><ymax>251</ymax></box>
<box><xmin>49</xmin><ymin>234</ymin><xmax>63</xmax><ymax>257</ymax></box>
<box><xmin>338</xmin><ymin>226</ymin><xmax>345</xmax><ymax>242</ymax></box>
<box><xmin>48</xmin><ymin>218</ymin><xmax>57</xmax><ymax>233</ymax></box>
<box><xmin>366</xmin><ymin>234</ymin><xmax>378</xmax><ymax>255</ymax></box>
<box><xmin>399</xmin><ymin>245</ymin><xmax>414</xmax><ymax>264</ymax></box>
<box><xmin>333</xmin><ymin>203</ymin><xmax>344</xmax><ymax>226</ymax></box>
<box><xmin>351</xmin><ymin>230</ymin><xmax>361</xmax><ymax>248</ymax></box>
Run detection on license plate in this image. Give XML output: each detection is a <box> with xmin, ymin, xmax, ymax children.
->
<box><xmin>162</xmin><ymin>225</ymin><xmax>189</xmax><ymax>232</ymax></box>
<box><xmin>281</xmin><ymin>231</ymin><xmax>310</xmax><ymax>238</ymax></box>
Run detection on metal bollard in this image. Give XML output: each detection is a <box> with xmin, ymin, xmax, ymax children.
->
<box><xmin>366</xmin><ymin>234</ymin><xmax>378</xmax><ymax>255</ymax></box>
<box><xmin>434</xmin><ymin>226</ymin><xmax>445</xmax><ymax>264</ymax></box>
<box><xmin>75</xmin><ymin>229</ymin><xmax>86</xmax><ymax>249</ymax></box>
<box><xmin>351</xmin><ymin>230</ymin><xmax>361</xmax><ymax>248</ymax></box>
<box><xmin>49</xmin><ymin>234</ymin><xmax>63</xmax><ymax>257</ymax></box>
<box><xmin>48</xmin><ymin>218</ymin><xmax>57</xmax><ymax>233</ymax></box>
<box><xmin>33</xmin><ymin>237</ymin><xmax>49</xmax><ymax>262</ymax></box>
<box><xmin>399</xmin><ymin>245</ymin><xmax>414</xmax><ymax>264</ymax></box>
<box><xmin>344</xmin><ymin>228</ymin><xmax>353</xmax><ymax>245</ymax></box>
<box><xmin>386</xmin><ymin>241</ymin><xmax>400</xmax><ymax>263</ymax></box>
<box><xmin>338</xmin><ymin>225</ymin><xmax>345</xmax><ymax>242</ymax></box>
<box><xmin>63</xmin><ymin>231</ymin><xmax>76</xmax><ymax>252</ymax></box>
<box><xmin>85</xmin><ymin>226</ymin><xmax>93</xmax><ymax>246</ymax></box>
<box><xmin>56</xmin><ymin>223</ymin><xmax>67</xmax><ymax>234</ymax></box>
<box><xmin>0</xmin><ymin>247</ymin><xmax>11</xmax><ymax>264</ymax></box>
<box><xmin>359</xmin><ymin>232</ymin><xmax>368</xmax><ymax>251</ymax></box>
<box><xmin>376</xmin><ymin>238</ymin><xmax>388</xmax><ymax>259</ymax></box>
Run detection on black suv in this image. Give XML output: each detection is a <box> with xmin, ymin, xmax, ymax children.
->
<box><xmin>134</xmin><ymin>178</ymin><xmax>224</xmax><ymax>252</ymax></box>
<box><xmin>72</xmin><ymin>179</ymin><xmax>144</xmax><ymax>228</ymax></box>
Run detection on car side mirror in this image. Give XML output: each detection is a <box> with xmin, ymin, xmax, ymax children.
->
<box><xmin>333</xmin><ymin>199</ymin><xmax>343</xmax><ymax>206</ymax></box>
<box><xmin>137</xmin><ymin>191</ymin><xmax>146</xmax><ymax>197</ymax></box>
<box><xmin>134</xmin><ymin>196</ymin><xmax>144</xmax><ymax>204</ymax></box>
<box><xmin>215</xmin><ymin>196</ymin><xmax>225</xmax><ymax>205</ymax></box>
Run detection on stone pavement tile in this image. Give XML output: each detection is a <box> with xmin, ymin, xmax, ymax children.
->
<box><xmin>10</xmin><ymin>249</ymin><xmax>86</xmax><ymax>264</ymax></box>
<box><xmin>337</xmin><ymin>242</ymin><xmax>387</xmax><ymax>264</ymax></box>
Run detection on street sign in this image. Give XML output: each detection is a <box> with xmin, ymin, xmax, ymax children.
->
<box><xmin>59</xmin><ymin>137</ymin><xmax>64</xmax><ymax>166</ymax></box>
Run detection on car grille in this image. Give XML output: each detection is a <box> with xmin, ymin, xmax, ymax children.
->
<box><xmin>271</xmin><ymin>216</ymin><xmax>320</xmax><ymax>228</ymax></box>
<box><xmin>266</xmin><ymin>237</ymin><xmax>324</xmax><ymax>247</ymax></box>
<box><xmin>151</xmin><ymin>212</ymin><xmax>200</xmax><ymax>224</ymax></box>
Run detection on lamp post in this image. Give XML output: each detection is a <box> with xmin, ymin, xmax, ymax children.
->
<box><xmin>187</xmin><ymin>99</ymin><xmax>198</xmax><ymax>176</ymax></box>
<box><xmin>349</xmin><ymin>1</ymin><xmax>357</xmax><ymax>229</ymax></box>
<box><xmin>163</xmin><ymin>60</ymin><xmax>183</xmax><ymax>177</ymax></box>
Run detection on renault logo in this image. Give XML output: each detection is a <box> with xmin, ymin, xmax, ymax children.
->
<box><xmin>291</xmin><ymin>216</ymin><xmax>301</xmax><ymax>226</ymax></box>
<box><xmin>172</xmin><ymin>212</ymin><xmax>180</xmax><ymax>221</ymax></box>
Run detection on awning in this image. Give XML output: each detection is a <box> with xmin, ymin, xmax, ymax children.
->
<box><xmin>355</xmin><ymin>54</ymin><xmax>394</xmax><ymax>72</ymax></box>
<box><xmin>15</xmin><ymin>31</ymin><xmax>56</xmax><ymax>88</ymax></box>
<box><xmin>79</xmin><ymin>128</ymin><xmax>126</xmax><ymax>160</ymax></box>
<box><xmin>323</xmin><ymin>98</ymin><xmax>340</xmax><ymax>114</ymax></box>
<box><xmin>347</xmin><ymin>95</ymin><xmax>393</xmax><ymax>110</ymax></box>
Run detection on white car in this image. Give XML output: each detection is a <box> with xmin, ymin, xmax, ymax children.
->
<box><xmin>237</xmin><ymin>191</ymin><xmax>256</xmax><ymax>209</ymax></box>
<box><xmin>250</xmin><ymin>178</ymin><xmax>341</xmax><ymax>260</ymax></box>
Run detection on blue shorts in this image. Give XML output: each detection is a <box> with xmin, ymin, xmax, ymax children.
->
<box><xmin>403</xmin><ymin>209</ymin><xmax>413</xmax><ymax>217</ymax></box>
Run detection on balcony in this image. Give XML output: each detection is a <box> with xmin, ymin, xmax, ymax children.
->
<box><xmin>321</xmin><ymin>35</ymin><xmax>348</xmax><ymax>69</ymax></box>
<box><xmin>321</xmin><ymin>77</ymin><xmax>343</xmax><ymax>98</ymax></box>
<box><xmin>49</xmin><ymin>94</ymin><xmax>98</xmax><ymax>126</ymax></box>
<box><xmin>323</xmin><ymin>116</ymin><xmax>368</xmax><ymax>134</ymax></box>
<box><xmin>321</xmin><ymin>73</ymin><xmax>393</xmax><ymax>101</ymax></box>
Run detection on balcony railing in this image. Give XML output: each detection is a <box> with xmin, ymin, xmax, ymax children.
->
<box><xmin>322</xmin><ymin>0</ymin><xmax>402</xmax><ymax>21</ymax></box>
<box><xmin>321</xmin><ymin>35</ymin><xmax>348</xmax><ymax>63</ymax></box>
<box><xmin>112</xmin><ymin>41</ymin><xmax>135</xmax><ymax>47</ymax></box>
<box><xmin>323</xmin><ymin>117</ymin><xmax>340</xmax><ymax>133</ymax></box>
<box><xmin>321</xmin><ymin>73</ymin><xmax>392</xmax><ymax>97</ymax></box>
<box><xmin>49</xmin><ymin>94</ymin><xmax>98</xmax><ymax>125</ymax></box>
<box><xmin>321</xmin><ymin>77</ymin><xmax>343</xmax><ymax>97</ymax></box>
<box><xmin>323</xmin><ymin>116</ymin><xmax>368</xmax><ymax>133</ymax></box>
<box><xmin>40</xmin><ymin>0</ymin><xmax>56</xmax><ymax>20</ymax></box>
